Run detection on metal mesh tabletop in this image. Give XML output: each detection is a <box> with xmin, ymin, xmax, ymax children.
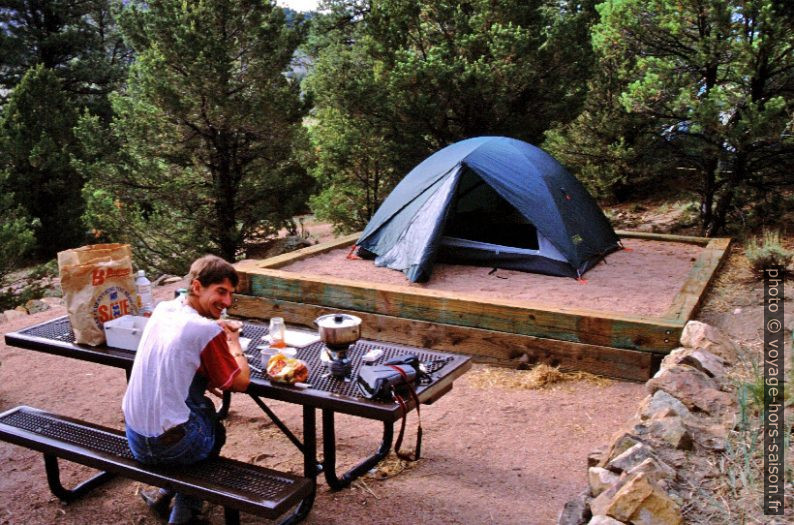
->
<box><xmin>12</xmin><ymin>316</ymin><xmax>462</xmax><ymax>403</ymax></box>
<box><xmin>20</xmin><ymin>316</ymin><xmax>76</xmax><ymax>343</ymax></box>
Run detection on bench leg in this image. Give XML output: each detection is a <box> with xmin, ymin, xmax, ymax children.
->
<box><xmin>44</xmin><ymin>454</ymin><xmax>116</xmax><ymax>503</ymax></box>
<box><xmin>223</xmin><ymin>507</ymin><xmax>240</xmax><ymax>525</ymax></box>
<box><xmin>278</xmin><ymin>406</ymin><xmax>317</xmax><ymax>525</ymax></box>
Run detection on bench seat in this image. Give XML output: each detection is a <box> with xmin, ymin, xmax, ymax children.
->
<box><xmin>0</xmin><ymin>406</ymin><xmax>312</xmax><ymax>523</ymax></box>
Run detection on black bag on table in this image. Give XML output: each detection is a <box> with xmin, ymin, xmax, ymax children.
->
<box><xmin>356</xmin><ymin>355</ymin><xmax>423</xmax><ymax>461</ymax></box>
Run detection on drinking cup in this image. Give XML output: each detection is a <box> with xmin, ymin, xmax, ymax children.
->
<box><xmin>269</xmin><ymin>317</ymin><xmax>286</xmax><ymax>348</ymax></box>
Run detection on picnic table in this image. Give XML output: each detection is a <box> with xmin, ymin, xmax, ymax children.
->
<box><xmin>3</xmin><ymin>315</ymin><xmax>471</xmax><ymax>523</ymax></box>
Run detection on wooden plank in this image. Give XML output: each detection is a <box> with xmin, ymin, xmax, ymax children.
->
<box><xmin>230</xmin><ymin>294</ymin><xmax>655</xmax><ymax>381</ymax></box>
<box><xmin>664</xmin><ymin>237</ymin><xmax>732</xmax><ymax>322</ymax></box>
<box><xmin>239</xmin><ymin>268</ymin><xmax>682</xmax><ymax>352</ymax></box>
<box><xmin>615</xmin><ymin>230</ymin><xmax>711</xmax><ymax>246</ymax></box>
<box><xmin>250</xmin><ymin>234</ymin><xmax>359</xmax><ymax>270</ymax></box>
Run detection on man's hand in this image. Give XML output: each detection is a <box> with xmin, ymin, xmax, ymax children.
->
<box><xmin>208</xmin><ymin>387</ymin><xmax>223</xmax><ymax>398</ymax></box>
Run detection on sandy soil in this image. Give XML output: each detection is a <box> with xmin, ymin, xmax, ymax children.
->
<box><xmin>279</xmin><ymin>238</ymin><xmax>704</xmax><ymax>318</ymax></box>
<box><xmin>0</xmin><ymin>237</ymin><xmax>779</xmax><ymax>525</ymax></box>
<box><xmin>0</xmin><ymin>281</ymin><xmax>647</xmax><ymax>525</ymax></box>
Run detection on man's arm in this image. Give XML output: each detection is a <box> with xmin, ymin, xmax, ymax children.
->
<box><xmin>222</xmin><ymin>322</ymin><xmax>250</xmax><ymax>391</ymax></box>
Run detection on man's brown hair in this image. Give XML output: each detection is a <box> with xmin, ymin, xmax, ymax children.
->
<box><xmin>187</xmin><ymin>255</ymin><xmax>239</xmax><ymax>289</ymax></box>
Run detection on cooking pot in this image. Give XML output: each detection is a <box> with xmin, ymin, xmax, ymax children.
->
<box><xmin>314</xmin><ymin>313</ymin><xmax>362</xmax><ymax>348</ymax></box>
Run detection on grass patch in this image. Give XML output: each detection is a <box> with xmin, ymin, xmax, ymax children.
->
<box><xmin>467</xmin><ymin>364</ymin><xmax>612</xmax><ymax>390</ymax></box>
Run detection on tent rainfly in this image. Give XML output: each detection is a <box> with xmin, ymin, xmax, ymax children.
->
<box><xmin>354</xmin><ymin>136</ymin><xmax>622</xmax><ymax>283</ymax></box>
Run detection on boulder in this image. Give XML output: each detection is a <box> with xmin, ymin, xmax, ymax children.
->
<box><xmin>588</xmin><ymin>445</ymin><xmax>608</xmax><ymax>468</ymax></box>
<box><xmin>686</xmin><ymin>421</ymin><xmax>729</xmax><ymax>451</ymax></box>
<box><xmin>603</xmin><ymin>472</ymin><xmax>682</xmax><ymax>524</ymax></box>
<box><xmin>589</xmin><ymin>467</ymin><xmax>620</xmax><ymax>497</ymax></box>
<box><xmin>40</xmin><ymin>296</ymin><xmax>64</xmax><ymax>307</ymax></box>
<box><xmin>638</xmin><ymin>390</ymin><xmax>691</xmax><ymax>420</ymax></box>
<box><xmin>602</xmin><ymin>433</ymin><xmax>642</xmax><ymax>467</ymax></box>
<box><xmin>659</xmin><ymin>347</ymin><xmax>693</xmax><ymax>371</ymax></box>
<box><xmin>647</xmin><ymin>414</ymin><xmax>693</xmax><ymax>450</ymax></box>
<box><xmin>558</xmin><ymin>490</ymin><xmax>591</xmax><ymax>525</ymax></box>
<box><xmin>607</xmin><ymin>443</ymin><xmax>657</xmax><ymax>474</ymax></box>
<box><xmin>587</xmin><ymin>516</ymin><xmax>624</xmax><ymax>525</ymax></box>
<box><xmin>24</xmin><ymin>299</ymin><xmax>50</xmax><ymax>314</ymax></box>
<box><xmin>3</xmin><ymin>309</ymin><xmax>27</xmax><ymax>322</ymax></box>
<box><xmin>647</xmin><ymin>365</ymin><xmax>733</xmax><ymax>416</ymax></box>
<box><xmin>624</xmin><ymin>457</ymin><xmax>675</xmax><ymax>487</ymax></box>
<box><xmin>679</xmin><ymin>321</ymin><xmax>738</xmax><ymax>364</ymax></box>
<box><xmin>679</xmin><ymin>349</ymin><xmax>726</xmax><ymax>379</ymax></box>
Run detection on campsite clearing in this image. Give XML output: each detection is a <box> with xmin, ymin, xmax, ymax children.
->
<box><xmin>231</xmin><ymin>231</ymin><xmax>731</xmax><ymax>381</ymax></box>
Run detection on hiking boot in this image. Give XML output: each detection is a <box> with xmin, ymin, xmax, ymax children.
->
<box><xmin>140</xmin><ymin>487</ymin><xmax>174</xmax><ymax>519</ymax></box>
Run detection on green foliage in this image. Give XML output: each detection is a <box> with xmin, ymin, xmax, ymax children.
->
<box><xmin>744</xmin><ymin>230</ymin><xmax>793</xmax><ymax>278</ymax></box>
<box><xmin>0</xmin><ymin>0</ymin><xmax>130</xmax><ymax>120</ymax></box>
<box><xmin>0</xmin><ymin>65</ymin><xmax>87</xmax><ymax>257</ymax></box>
<box><xmin>0</xmin><ymin>175</ymin><xmax>37</xmax><ymax>282</ymax></box>
<box><xmin>76</xmin><ymin>0</ymin><xmax>314</xmax><ymax>273</ymax></box>
<box><xmin>583</xmin><ymin>0</ymin><xmax>794</xmax><ymax>235</ymax></box>
<box><xmin>305</xmin><ymin>0</ymin><xmax>598</xmax><ymax>233</ymax></box>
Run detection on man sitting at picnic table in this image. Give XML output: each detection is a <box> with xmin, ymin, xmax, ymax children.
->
<box><xmin>122</xmin><ymin>255</ymin><xmax>251</xmax><ymax>524</ymax></box>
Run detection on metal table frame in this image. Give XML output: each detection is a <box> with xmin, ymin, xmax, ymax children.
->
<box><xmin>4</xmin><ymin>315</ymin><xmax>471</xmax><ymax>523</ymax></box>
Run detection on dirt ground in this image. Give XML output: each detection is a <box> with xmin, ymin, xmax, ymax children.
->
<box><xmin>0</xmin><ymin>241</ymin><xmax>787</xmax><ymax>524</ymax></box>
<box><xmin>279</xmin><ymin>238</ymin><xmax>703</xmax><ymax>318</ymax></box>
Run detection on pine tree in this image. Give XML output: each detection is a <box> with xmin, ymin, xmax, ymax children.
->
<box><xmin>305</xmin><ymin>0</ymin><xmax>598</xmax><ymax>232</ymax></box>
<box><xmin>77</xmin><ymin>0</ymin><xmax>313</xmax><ymax>271</ymax></box>
<box><xmin>0</xmin><ymin>65</ymin><xmax>85</xmax><ymax>256</ymax></box>
<box><xmin>590</xmin><ymin>0</ymin><xmax>794</xmax><ymax>234</ymax></box>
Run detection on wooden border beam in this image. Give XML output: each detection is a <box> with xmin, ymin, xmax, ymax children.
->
<box><xmin>230</xmin><ymin>295</ymin><xmax>656</xmax><ymax>382</ymax></box>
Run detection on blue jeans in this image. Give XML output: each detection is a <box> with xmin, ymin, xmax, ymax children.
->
<box><xmin>126</xmin><ymin>373</ymin><xmax>226</xmax><ymax>521</ymax></box>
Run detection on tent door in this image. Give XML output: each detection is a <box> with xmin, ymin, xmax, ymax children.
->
<box><xmin>443</xmin><ymin>169</ymin><xmax>539</xmax><ymax>250</ymax></box>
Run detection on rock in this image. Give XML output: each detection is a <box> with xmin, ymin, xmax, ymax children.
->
<box><xmin>154</xmin><ymin>274</ymin><xmax>183</xmax><ymax>286</ymax></box>
<box><xmin>624</xmin><ymin>457</ymin><xmax>675</xmax><ymax>487</ymax></box>
<box><xmin>679</xmin><ymin>349</ymin><xmax>726</xmax><ymax>378</ymax></box>
<box><xmin>42</xmin><ymin>286</ymin><xmax>63</xmax><ymax>298</ymax></box>
<box><xmin>588</xmin><ymin>445</ymin><xmax>607</xmax><ymax>468</ymax></box>
<box><xmin>558</xmin><ymin>490</ymin><xmax>591</xmax><ymax>525</ymax></box>
<box><xmin>659</xmin><ymin>347</ymin><xmax>693</xmax><ymax>371</ymax></box>
<box><xmin>604</xmin><ymin>473</ymin><xmax>682</xmax><ymax>524</ymax></box>
<box><xmin>24</xmin><ymin>299</ymin><xmax>50</xmax><ymax>314</ymax></box>
<box><xmin>647</xmin><ymin>365</ymin><xmax>733</xmax><ymax>416</ymax></box>
<box><xmin>647</xmin><ymin>414</ymin><xmax>693</xmax><ymax>450</ymax></box>
<box><xmin>3</xmin><ymin>309</ymin><xmax>28</xmax><ymax>322</ymax></box>
<box><xmin>686</xmin><ymin>421</ymin><xmax>729</xmax><ymax>451</ymax></box>
<box><xmin>587</xmin><ymin>516</ymin><xmax>624</xmax><ymax>525</ymax></box>
<box><xmin>603</xmin><ymin>433</ymin><xmax>642</xmax><ymax>467</ymax></box>
<box><xmin>40</xmin><ymin>296</ymin><xmax>63</xmax><ymax>307</ymax></box>
<box><xmin>638</xmin><ymin>390</ymin><xmax>691</xmax><ymax>420</ymax></box>
<box><xmin>679</xmin><ymin>320</ymin><xmax>738</xmax><ymax>364</ymax></box>
<box><xmin>607</xmin><ymin>443</ymin><xmax>657</xmax><ymax>474</ymax></box>
<box><xmin>0</xmin><ymin>312</ymin><xmax>6</xmax><ymax>324</ymax></box>
<box><xmin>589</xmin><ymin>467</ymin><xmax>620</xmax><ymax>497</ymax></box>
<box><xmin>590</xmin><ymin>482</ymin><xmax>622</xmax><ymax>518</ymax></box>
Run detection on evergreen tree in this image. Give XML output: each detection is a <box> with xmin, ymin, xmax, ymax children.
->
<box><xmin>306</xmin><ymin>0</ymin><xmax>597</xmax><ymax>232</ymax></box>
<box><xmin>0</xmin><ymin>173</ymin><xmax>37</xmax><ymax>283</ymax></box>
<box><xmin>0</xmin><ymin>0</ymin><xmax>130</xmax><ymax>119</ymax></box>
<box><xmin>589</xmin><ymin>0</ymin><xmax>794</xmax><ymax>234</ymax></box>
<box><xmin>0</xmin><ymin>65</ymin><xmax>85</xmax><ymax>256</ymax></box>
<box><xmin>77</xmin><ymin>0</ymin><xmax>313</xmax><ymax>271</ymax></box>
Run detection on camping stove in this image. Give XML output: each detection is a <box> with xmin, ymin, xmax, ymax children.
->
<box><xmin>324</xmin><ymin>342</ymin><xmax>353</xmax><ymax>379</ymax></box>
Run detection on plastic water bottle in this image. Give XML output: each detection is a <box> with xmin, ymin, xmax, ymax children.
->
<box><xmin>135</xmin><ymin>270</ymin><xmax>154</xmax><ymax>317</ymax></box>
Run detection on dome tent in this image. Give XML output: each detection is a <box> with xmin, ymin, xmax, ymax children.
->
<box><xmin>355</xmin><ymin>136</ymin><xmax>621</xmax><ymax>283</ymax></box>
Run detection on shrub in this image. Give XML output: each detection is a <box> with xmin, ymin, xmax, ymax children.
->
<box><xmin>744</xmin><ymin>230</ymin><xmax>793</xmax><ymax>278</ymax></box>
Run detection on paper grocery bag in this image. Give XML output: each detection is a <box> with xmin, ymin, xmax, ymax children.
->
<box><xmin>58</xmin><ymin>243</ymin><xmax>138</xmax><ymax>346</ymax></box>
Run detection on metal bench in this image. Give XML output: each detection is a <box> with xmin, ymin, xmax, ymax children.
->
<box><xmin>0</xmin><ymin>406</ymin><xmax>313</xmax><ymax>525</ymax></box>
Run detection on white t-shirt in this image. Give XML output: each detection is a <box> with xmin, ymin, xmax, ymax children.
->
<box><xmin>122</xmin><ymin>298</ymin><xmax>240</xmax><ymax>437</ymax></box>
